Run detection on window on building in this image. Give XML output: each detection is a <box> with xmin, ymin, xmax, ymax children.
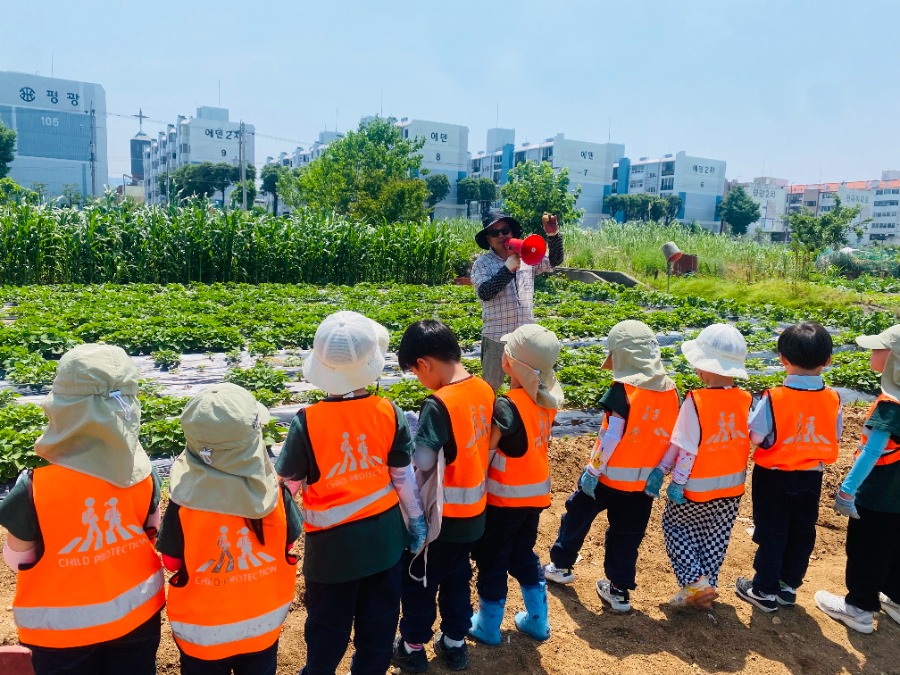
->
<box><xmin>631</xmin><ymin>165</ymin><xmax>644</xmax><ymax>173</ymax></box>
<box><xmin>541</xmin><ymin>147</ymin><xmax>552</xmax><ymax>161</ymax></box>
<box><xmin>660</xmin><ymin>177</ymin><xmax>674</xmax><ymax>191</ymax></box>
<box><xmin>662</xmin><ymin>162</ymin><xmax>674</xmax><ymax>176</ymax></box>
<box><xmin>875</xmin><ymin>200</ymin><xmax>900</xmax><ymax>207</ymax></box>
<box><xmin>877</xmin><ymin>190</ymin><xmax>884</xmax><ymax>195</ymax></box>
<box><xmin>514</xmin><ymin>151</ymin><xmax>525</xmax><ymax>166</ymax></box>
<box><xmin>805</xmin><ymin>201</ymin><xmax>817</xmax><ymax>207</ymax></box>
<box><xmin>612</xmin><ymin>167</ymin><xmax>619</xmax><ymax>180</ymax></box>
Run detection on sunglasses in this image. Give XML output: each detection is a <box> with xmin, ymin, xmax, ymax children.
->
<box><xmin>486</xmin><ymin>226</ymin><xmax>512</xmax><ymax>238</ymax></box>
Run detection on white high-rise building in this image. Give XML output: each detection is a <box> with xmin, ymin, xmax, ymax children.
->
<box><xmin>786</xmin><ymin>180</ymin><xmax>900</xmax><ymax>244</ymax></box>
<box><xmin>469</xmin><ymin>130</ymin><xmax>625</xmax><ymax>227</ymax></box>
<box><xmin>0</xmin><ymin>71</ymin><xmax>107</xmax><ymax>199</ymax></box>
<box><xmin>143</xmin><ymin>106</ymin><xmax>254</xmax><ymax>205</ymax></box>
<box><xmin>739</xmin><ymin>177</ymin><xmax>790</xmax><ymax>240</ymax></box>
<box><xmin>611</xmin><ymin>151</ymin><xmax>727</xmax><ymax>231</ymax></box>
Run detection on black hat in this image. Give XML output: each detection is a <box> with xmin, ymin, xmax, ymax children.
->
<box><xmin>475</xmin><ymin>210</ymin><xmax>522</xmax><ymax>250</ymax></box>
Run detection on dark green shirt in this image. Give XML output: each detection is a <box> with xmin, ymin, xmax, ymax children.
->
<box><xmin>494</xmin><ymin>394</ymin><xmax>527</xmax><ymax>458</ymax></box>
<box><xmin>0</xmin><ymin>468</ymin><xmax>162</xmax><ymax>563</ymax></box>
<box><xmin>857</xmin><ymin>400</ymin><xmax>900</xmax><ymax>513</ymax></box>
<box><xmin>156</xmin><ymin>485</ymin><xmax>304</xmax><ymax>559</ymax></box>
<box><xmin>274</xmin><ymin>394</ymin><xmax>413</xmax><ymax>584</ymax></box>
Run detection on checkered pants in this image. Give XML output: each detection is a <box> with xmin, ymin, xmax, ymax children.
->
<box><xmin>662</xmin><ymin>496</ymin><xmax>741</xmax><ymax>588</ymax></box>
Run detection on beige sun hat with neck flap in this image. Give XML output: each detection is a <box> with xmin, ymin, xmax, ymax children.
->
<box><xmin>500</xmin><ymin>324</ymin><xmax>564</xmax><ymax>409</ymax></box>
<box><xmin>303</xmin><ymin>311</ymin><xmax>389</xmax><ymax>396</ymax></box>
<box><xmin>681</xmin><ymin>323</ymin><xmax>748</xmax><ymax>379</ymax></box>
<box><xmin>35</xmin><ymin>343</ymin><xmax>149</xmax><ymax>488</ymax></box>
<box><xmin>856</xmin><ymin>325</ymin><xmax>900</xmax><ymax>400</ymax></box>
<box><xmin>169</xmin><ymin>382</ymin><xmax>278</xmax><ymax>519</ymax></box>
<box><xmin>601</xmin><ymin>320</ymin><xmax>676</xmax><ymax>392</ymax></box>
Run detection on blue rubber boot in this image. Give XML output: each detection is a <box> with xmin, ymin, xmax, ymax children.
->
<box><xmin>468</xmin><ymin>596</ymin><xmax>505</xmax><ymax>646</ymax></box>
<box><xmin>515</xmin><ymin>582</ymin><xmax>550</xmax><ymax>641</ymax></box>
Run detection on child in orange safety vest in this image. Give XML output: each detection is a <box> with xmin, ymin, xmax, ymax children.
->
<box><xmin>816</xmin><ymin>324</ymin><xmax>900</xmax><ymax>634</ymax></box>
<box><xmin>275</xmin><ymin>311</ymin><xmax>426</xmax><ymax>675</ymax></box>
<box><xmin>644</xmin><ymin>324</ymin><xmax>753</xmax><ymax>610</ymax></box>
<box><xmin>735</xmin><ymin>322</ymin><xmax>841</xmax><ymax>613</ymax></box>
<box><xmin>392</xmin><ymin>319</ymin><xmax>495</xmax><ymax>673</ymax></box>
<box><xmin>157</xmin><ymin>382</ymin><xmax>301</xmax><ymax>675</ymax></box>
<box><xmin>0</xmin><ymin>344</ymin><xmax>165</xmax><ymax>675</ymax></box>
<box><xmin>544</xmin><ymin>320</ymin><xmax>679</xmax><ymax>613</ymax></box>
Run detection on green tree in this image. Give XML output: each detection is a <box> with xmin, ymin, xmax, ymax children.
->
<box><xmin>0</xmin><ymin>122</ymin><xmax>15</xmax><ymax>179</ymax></box>
<box><xmin>425</xmin><ymin>173</ymin><xmax>451</xmax><ymax>216</ymax></box>
<box><xmin>169</xmin><ymin>162</ymin><xmax>255</xmax><ymax>204</ymax></box>
<box><xmin>718</xmin><ymin>185</ymin><xmax>761</xmax><ymax>235</ymax></box>
<box><xmin>457</xmin><ymin>177</ymin><xmax>497</xmax><ymax>218</ymax></box>
<box><xmin>280</xmin><ymin>117</ymin><xmax>428</xmax><ymax>223</ymax></box>
<box><xmin>260</xmin><ymin>164</ymin><xmax>288</xmax><ymax>215</ymax></box>
<box><xmin>230</xmin><ymin>179</ymin><xmax>257</xmax><ymax>210</ymax></box>
<box><xmin>788</xmin><ymin>194</ymin><xmax>864</xmax><ymax>278</ymax></box>
<box><xmin>0</xmin><ymin>177</ymin><xmax>36</xmax><ymax>205</ymax></box>
<box><xmin>500</xmin><ymin>160</ymin><xmax>583</xmax><ymax>234</ymax></box>
<box><xmin>661</xmin><ymin>194</ymin><xmax>682</xmax><ymax>225</ymax></box>
<box><xmin>60</xmin><ymin>184</ymin><xmax>82</xmax><ymax>208</ymax></box>
<box><xmin>30</xmin><ymin>182</ymin><xmax>47</xmax><ymax>204</ymax></box>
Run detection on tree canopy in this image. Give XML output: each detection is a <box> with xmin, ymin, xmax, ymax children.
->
<box><xmin>604</xmin><ymin>193</ymin><xmax>682</xmax><ymax>225</ymax></box>
<box><xmin>718</xmin><ymin>185</ymin><xmax>761</xmax><ymax>235</ymax></box>
<box><xmin>0</xmin><ymin>122</ymin><xmax>17</xmax><ymax>180</ymax></box>
<box><xmin>280</xmin><ymin>117</ymin><xmax>428</xmax><ymax>223</ymax></box>
<box><xmin>788</xmin><ymin>194</ymin><xmax>864</xmax><ymax>277</ymax></box>
<box><xmin>500</xmin><ymin>160</ymin><xmax>582</xmax><ymax>234</ymax></box>
<box><xmin>260</xmin><ymin>163</ymin><xmax>289</xmax><ymax>214</ymax></box>
<box><xmin>164</xmin><ymin>162</ymin><xmax>255</xmax><ymax>205</ymax></box>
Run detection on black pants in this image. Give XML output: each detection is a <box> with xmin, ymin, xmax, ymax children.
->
<box><xmin>750</xmin><ymin>465</ymin><xmax>823</xmax><ymax>595</ymax></box>
<box><xmin>471</xmin><ymin>506</ymin><xmax>543</xmax><ymax>602</ymax></box>
<box><xmin>179</xmin><ymin>640</ymin><xmax>278</xmax><ymax>675</ymax></box>
<box><xmin>302</xmin><ymin>562</ymin><xmax>402</xmax><ymax>675</ymax></box>
<box><xmin>27</xmin><ymin>610</ymin><xmax>161</xmax><ymax>675</ymax></box>
<box><xmin>549</xmin><ymin>481</ymin><xmax>654</xmax><ymax>591</ymax></box>
<box><xmin>399</xmin><ymin>539</ymin><xmax>473</xmax><ymax>643</ymax></box>
<box><xmin>845</xmin><ymin>505</ymin><xmax>900</xmax><ymax>612</ymax></box>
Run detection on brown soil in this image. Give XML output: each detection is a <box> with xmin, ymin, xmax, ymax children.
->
<box><xmin>2</xmin><ymin>406</ymin><xmax>899</xmax><ymax>674</ymax></box>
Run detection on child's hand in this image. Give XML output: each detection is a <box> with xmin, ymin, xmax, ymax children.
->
<box><xmin>644</xmin><ymin>468</ymin><xmax>664</xmax><ymax>499</ymax></box>
<box><xmin>666</xmin><ymin>482</ymin><xmax>687</xmax><ymax>505</ymax></box>
<box><xmin>834</xmin><ymin>492</ymin><xmax>860</xmax><ymax>519</ymax></box>
<box><xmin>579</xmin><ymin>469</ymin><xmax>598</xmax><ymax>498</ymax></box>
<box><xmin>408</xmin><ymin>515</ymin><xmax>428</xmax><ymax>555</ymax></box>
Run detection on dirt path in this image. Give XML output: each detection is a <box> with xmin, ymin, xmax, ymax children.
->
<box><xmin>1</xmin><ymin>406</ymin><xmax>898</xmax><ymax>674</ymax></box>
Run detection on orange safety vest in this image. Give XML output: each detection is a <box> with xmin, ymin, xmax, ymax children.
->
<box><xmin>683</xmin><ymin>388</ymin><xmax>753</xmax><ymax>502</ymax></box>
<box><xmin>754</xmin><ymin>386</ymin><xmax>840</xmax><ymax>470</ymax></box>
<box><xmin>486</xmin><ymin>388</ymin><xmax>555</xmax><ymax>508</ymax></box>
<box><xmin>166</xmin><ymin>489</ymin><xmax>297</xmax><ymax>660</ymax></box>
<box><xmin>858</xmin><ymin>393</ymin><xmax>900</xmax><ymax>467</ymax></box>
<box><xmin>431</xmin><ymin>376</ymin><xmax>495</xmax><ymax>518</ymax></box>
<box><xmin>13</xmin><ymin>465</ymin><xmax>164</xmax><ymax>649</ymax></box>
<box><xmin>302</xmin><ymin>396</ymin><xmax>399</xmax><ymax>532</ymax></box>
<box><xmin>599</xmin><ymin>383</ymin><xmax>680</xmax><ymax>492</ymax></box>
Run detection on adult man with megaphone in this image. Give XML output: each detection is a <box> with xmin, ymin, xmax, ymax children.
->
<box><xmin>471</xmin><ymin>210</ymin><xmax>564</xmax><ymax>390</ymax></box>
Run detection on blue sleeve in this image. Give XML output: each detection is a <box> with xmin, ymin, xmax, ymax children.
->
<box><xmin>748</xmin><ymin>393</ymin><xmax>774</xmax><ymax>448</ymax></box>
<box><xmin>841</xmin><ymin>427</ymin><xmax>891</xmax><ymax>497</ymax></box>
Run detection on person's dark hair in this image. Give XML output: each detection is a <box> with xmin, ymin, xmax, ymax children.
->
<box><xmin>397</xmin><ymin>320</ymin><xmax>462</xmax><ymax>370</ymax></box>
<box><xmin>777</xmin><ymin>322</ymin><xmax>833</xmax><ymax>369</ymax></box>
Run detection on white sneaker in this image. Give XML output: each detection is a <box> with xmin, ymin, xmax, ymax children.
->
<box><xmin>880</xmin><ymin>593</ymin><xmax>900</xmax><ymax>625</ymax></box>
<box><xmin>815</xmin><ymin>591</ymin><xmax>874</xmax><ymax>634</ymax></box>
<box><xmin>596</xmin><ymin>579</ymin><xmax>631</xmax><ymax>613</ymax></box>
<box><xmin>543</xmin><ymin>562</ymin><xmax>574</xmax><ymax>585</ymax></box>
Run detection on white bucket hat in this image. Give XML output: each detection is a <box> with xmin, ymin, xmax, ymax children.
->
<box><xmin>303</xmin><ymin>311</ymin><xmax>389</xmax><ymax>396</ymax></box>
<box><xmin>681</xmin><ymin>323</ymin><xmax>748</xmax><ymax>379</ymax></box>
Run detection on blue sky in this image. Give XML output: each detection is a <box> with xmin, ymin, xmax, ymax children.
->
<box><xmin>3</xmin><ymin>0</ymin><xmax>897</xmax><ymax>184</ymax></box>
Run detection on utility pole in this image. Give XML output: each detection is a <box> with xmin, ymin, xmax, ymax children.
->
<box><xmin>89</xmin><ymin>104</ymin><xmax>97</xmax><ymax>197</ymax></box>
<box><xmin>239</xmin><ymin>120</ymin><xmax>247</xmax><ymax>211</ymax></box>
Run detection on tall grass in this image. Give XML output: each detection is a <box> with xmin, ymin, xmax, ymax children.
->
<box><xmin>563</xmin><ymin>221</ymin><xmax>795</xmax><ymax>283</ymax></box>
<box><xmin>0</xmin><ymin>198</ymin><xmax>478</xmax><ymax>286</ymax></box>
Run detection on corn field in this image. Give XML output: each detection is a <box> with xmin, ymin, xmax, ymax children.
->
<box><xmin>0</xmin><ymin>198</ymin><xmax>480</xmax><ymax>286</ymax></box>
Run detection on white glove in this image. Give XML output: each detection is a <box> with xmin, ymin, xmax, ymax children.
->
<box><xmin>504</xmin><ymin>254</ymin><xmax>521</xmax><ymax>272</ymax></box>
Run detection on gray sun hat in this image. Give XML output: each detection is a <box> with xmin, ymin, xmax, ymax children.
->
<box><xmin>500</xmin><ymin>324</ymin><xmax>564</xmax><ymax>409</ymax></box>
<box><xmin>856</xmin><ymin>325</ymin><xmax>900</xmax><ymax>400</ymax></box>
<box><xmin>601</xmin><ymin>320</ymin><xmax>676</xmax><ymax>392</ymax></box>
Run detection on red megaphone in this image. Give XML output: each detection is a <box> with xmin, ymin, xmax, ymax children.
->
<box><xmin>505</xmin><ymin>234</ymin><xmax>547</xmax><ymax>266</ymax></box>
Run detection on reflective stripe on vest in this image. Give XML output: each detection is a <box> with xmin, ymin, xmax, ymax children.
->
<box><xmin>14</xmin><ymin>569</ymin><xmax>163</xmax><ymax>631</ymax></box>
<box><xmin>486</xmin><ymin>477</ymin><xmax>551</xmax><ymax>499</ymax></box>
<box><xmin>859</xmin><ymin>393</ymin><xmax>900</xmax><ymax>467</ymax></box>
<box><xmin>304</xmin><ymin>483</ymin><xmax>395</xmax><ymax>528</ymax></box>
<box><xmin>754</xmin><ymin>386</ymin><xmax>840</xmax><ymax>470</ymax></box>
<box><xmin>684</xmin><ymin>470</ymin><xmax>747</xmax><ymax>494</ymax></box>
<box><xmin>599</xmin><ymin>384</ymin><xmax>680</xmax><ymax>492</ymax></box>
<box><xmin>14</xmin><ymin>466</ymin><xmax>164</xmax><ymax>649</ymax></box>
<box><xmin>171</xmin><ymin>601</ymin><xmax>292</xmax><ymax>648</ymax></box>
<box><xmin>431</xmin><ymin>377</ymin><xmax>495</xmax><ymax>518</ymax></box>
<box><xmin>302</xmin><ymin>396</ymin><xmax>399</xmax><ymax>532</ymax></box>
<box><xmin>683</xmin><ymin>388</ymin><xmax>752</xmax><ymax>502</ymax></box>
<box><xmin>487</xmin><ymin>389</ymin><xmax>554</xmax><ymax>508</ymax></box>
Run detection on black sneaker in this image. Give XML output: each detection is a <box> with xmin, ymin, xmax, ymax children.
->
<box><xmin>735</xmin><ymin>576</ymin><xmax>778</xmax><ymax>612</ymax></box>
<box><xmin>434</xmin><ymin>632</ymin><xmax>469</xmax><ymax>671</ymax></box>
<box><xmin>777</xmin><ymin>581</ymin><xmax>797</xmax><ymax>607</ymax></box>
<box><xmin>392</xmin><ymin>636</ymin><xmax>429</xmax><ymax>673</ymax></box>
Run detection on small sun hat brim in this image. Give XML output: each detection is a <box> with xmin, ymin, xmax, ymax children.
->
<box><xmin>303</xmin><ymin>349</ymin><xmax>386</xmax><ymax>395</ymax></box>
<box><xmin>856</xmin><ymin>334</ymin><xmax>890</xmax><ymax>350</ymax></box>
<box><xmin>681</xmin><ymin>338</ymin><xmax>748</xmax><ymax>379</ymax></box>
